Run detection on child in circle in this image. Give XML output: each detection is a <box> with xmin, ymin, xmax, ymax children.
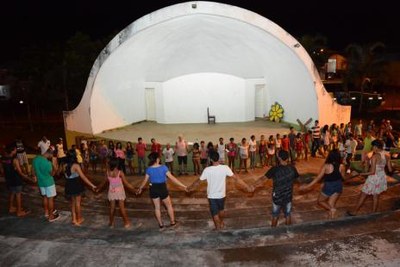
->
<box><xmin>97</xmin><ymin>158</ymin><xmax>137</xmax><ymax>229</ymax></box>
<box><xmin>191</xmin><ymin>142</ymin><xmax>201</xmax><ymax>175</ymax></box>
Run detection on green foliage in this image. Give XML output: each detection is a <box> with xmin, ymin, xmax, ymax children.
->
<box><xmin>344</xmin><ymin>42</ymin><xmax>388</xmax><ymax>112</ymax></box>
<box><xmin>299</xmin><ymin>34</ymin><xmax>330</xmax><ymax>68</ymax></box>
<box><xmin>64</xmin><ymin>32</ymin><xmax>104</xmax><ymax>108</ymax></box>
<box><xmin>11</xmin><ymin>32</ymin><xmax>104</xmax><ymax>113</ymax></box>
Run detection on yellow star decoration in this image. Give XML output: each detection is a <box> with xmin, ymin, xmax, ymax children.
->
<box><xmin>269</xmin><ymin>102</ymin><xmax>284</xmax><ymax>122</ymax></box>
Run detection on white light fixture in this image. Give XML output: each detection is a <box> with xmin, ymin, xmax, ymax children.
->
<box><xmin>19</xmin><ymin>100</ymin><xmax>24</xmax><ymax>104</ymax></box>
<box><xmin>368</xmin><ymin>97</ymin><xmax>373</xmax><ymax>100</ymax></box>
<box><xmin>351</xmin><ymin>97</ymin><xmax>356</xmax><ymax>100</ymax></box>
<box><xmin>378</xmin><ymin>96</ymin><xmax>383</xmax><ymax>100</ymax></box>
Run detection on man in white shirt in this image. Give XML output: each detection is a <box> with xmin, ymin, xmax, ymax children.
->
<box><xmin>354</xmin><ymin>120</ymin><xmax>363</xmax><ymax>138</ymax></box>
<box><xmin>37</xmin><ymin>136</ymin><xmax>50</xmax><ymax>155</ymax></box>
<box><xmin>345</xmin><ymin>134</ymin><xmax>358</xmax><ymax>173</ymax></box>
<box><xmin>188</xmin><ymin>151</ymin><xmax>251</xmax><ymax>230</ymax></box>
<box><xmin>175</xmin><ymin>135</ymin><xmax>188</xmax><ymax>175</ymax></box>
<box><xmin>56</xmin><ymin>137</ymin><xmax>66</xmax><ymax>164</ymax></box>
<box><xmin>216</xmin><ymin>137</ymin><xmax>226</xmax><ymax>164</ymax></box>
<box><xmin>162</xmin><ymin>143</ymin><xmax>175</xmax><ymax>174</ymax></box>
<box><xmin>248</xmin><ymin>135</ymin><xmax>257</xmax><ymax>170</ymax></box>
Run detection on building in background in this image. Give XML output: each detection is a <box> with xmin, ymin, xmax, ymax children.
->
<box><xmin>64</xmin><ymin>1</ymin><xmax>351</xmax><ymax>144</ymax></box>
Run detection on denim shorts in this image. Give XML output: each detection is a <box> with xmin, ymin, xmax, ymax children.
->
<box><xmin>39</xmin><ymin>185</ymin><xmax>57</xmax><ymax>198</ymax></box>
<box><xmin>322</xmin><ymin>180</ymin><xmax>343</xmax><ymax>197</ymax></box>
<box><xmin>209</xmin><ymin>198</ymin><xmax>225</xmax><ymax>216</ymax></box>
<box><xmin>272</xmin><ymin>201</ymin><xmax>292</xmax><ymax>218</ymax></box>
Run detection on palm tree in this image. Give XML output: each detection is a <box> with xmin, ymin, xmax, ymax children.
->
<box><xmin>63</xmin><ymin>32</ymin><xmax>103</xmax><ymax>110</ymax></box>
<box><xmin>299</xmin><ymin>34</ymin><xmax>330</xmax><ymax>70</ymax></box>
<box><xmin>344</xmin><ymin>42</ymin><xmax>387</xmax><ymax>112</ymax></box>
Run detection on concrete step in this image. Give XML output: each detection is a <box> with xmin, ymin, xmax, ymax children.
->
<box><xmin>2</xmin><ymin>185</ymin><xmax>400</xmax><ymax>232</ymax></box>
<box><xmin>1</xmin><ymin>209</ymin><xmax>399</xmax><ymax>251</ymax></box>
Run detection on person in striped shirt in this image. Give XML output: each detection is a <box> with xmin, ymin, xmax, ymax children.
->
<box><xmin>311</xmin><ymin>120</ymin><xmax>321</xmax><ymax>157</ymax></box>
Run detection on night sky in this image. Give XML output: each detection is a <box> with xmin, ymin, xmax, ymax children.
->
<box><xmin>1</xmin><ymin>0</ymin><xmax>399</xmax><ymax>63</ymax></box>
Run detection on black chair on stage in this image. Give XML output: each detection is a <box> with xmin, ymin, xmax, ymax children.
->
<box><xmin>207</xmin><ymin>107</ymin><xmax>216</xmax><ymax>124</ymax></box>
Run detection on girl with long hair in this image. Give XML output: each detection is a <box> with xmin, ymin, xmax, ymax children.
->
<box><xmin>62</xmin><ymin>150</ymin><xmax>97</xmax><ymax>225</ymax></box>
<box><xmin>300</xmin><ymin>149</ymin><xmax>345</xmax><ymax>219</ymax></box>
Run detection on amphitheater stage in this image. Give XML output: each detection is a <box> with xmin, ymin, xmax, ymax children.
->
<box><xmin>96</xmin><ymin>120</ymin><xmax>291</xmax><ymax>144</ymax></box>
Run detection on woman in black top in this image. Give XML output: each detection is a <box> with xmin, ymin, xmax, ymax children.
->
<box><xmin>300</xmin><ymin>149</ymin><xmax>345</xmax><ymax>219</ymax></box>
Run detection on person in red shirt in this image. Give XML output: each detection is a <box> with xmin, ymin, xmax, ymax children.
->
<box><xmin>135</xmin><ymin>137</ymin><xmax>147</xmax><ymax>175</ymax></box>
<box><xmin>295</xmin><ymin>133</ymin><xmax>304</xmax><ymax>160</ymax></box>
<box><xmin>151</xmin><ymin>138</ymin><xmax>162</xmax><ymax>158</ymax></box>
<box><xmin>281</xmin><ymin>135</ymin><xmax>290</xmax><ymax>153</ymax></box>
<box><xmin>226</xmin><ymin>137</ymin><xmax>238</xmax><ymax>173</ymax></box>
<box><xmin>303</xmin><ymin>130</ymin><xmax>311</xmax><ymax>161</ymax></box>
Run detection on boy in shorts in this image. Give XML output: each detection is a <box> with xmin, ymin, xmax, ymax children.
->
<box><xmin>251</xmin><ymin>150</ymin><xmax>299</xmax><ymax>227</ymax></box>
<box><xmin>188</xmin><ymin>151</ymin><xmax>252</xmax><ymax>230</ymax></box>
<box><xmin>32</xmin><ymin>148</ymin><xmax>60</xmax><ymax>222</ymax></box>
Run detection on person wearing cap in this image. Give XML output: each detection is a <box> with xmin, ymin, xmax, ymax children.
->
<box><xmin>15</xmin><ymin>137</ymin><xmax>29</xmax><ymax>175</ymax></box>
<box><xmin>250</xmin><ymin>150</ymin><xmax>300</xmax><ymax>227</ymax></box>
<box><xmin>32</xmin><ymin>148</ymin><xmax>60</xmax><ymax>222</ymax></box>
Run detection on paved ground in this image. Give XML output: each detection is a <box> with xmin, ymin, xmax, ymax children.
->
<box><xmin>1</xmin><ymin>157</ymin><xmax>400</xmax><ymax>266</ymax></box>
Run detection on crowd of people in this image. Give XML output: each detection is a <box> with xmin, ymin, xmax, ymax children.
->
<box><xmin>0</xmin><ymin>118</ymin><xmax>398</xmax><ymax>230</ymax></box>
<box><xmin>25</xmin><ymin>119</ymin><xmax>397</xmax><ymax>179</ymax></box>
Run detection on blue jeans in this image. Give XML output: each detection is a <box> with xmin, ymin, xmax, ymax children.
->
<box><xmin>272</xmin><ymin>202</ymin><xmax>292</xmax><ymax>218</ymax></box>
<box><xmin>249</xmin><ymin>151</ymin><xmax>256</xmax><ymax>168</ymax></box>
<box><xmin>138</xmin><ymin>157</ymin><xmax>146</xmax><ymax>175</ymax></box>
<box><xmin>311</xmin><ymin>138</ymin><xmax>320</xmax><ymax>156</ymax></box>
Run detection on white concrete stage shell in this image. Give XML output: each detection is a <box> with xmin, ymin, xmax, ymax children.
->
<box><xmin>64</xmin><ymin>1</ymin><xmax>350</xmax><ymax>135</ymax></box>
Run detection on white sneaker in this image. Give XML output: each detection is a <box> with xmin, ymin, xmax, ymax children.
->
<box><xmin>48</xmin><ymin>213</ymin><xmax>60</xmax><ymax>222</ymax></box>
<box><xmin>44</xmin><ymin>209</ymin><xmax>59</xmax><ymax>219</ymax></box>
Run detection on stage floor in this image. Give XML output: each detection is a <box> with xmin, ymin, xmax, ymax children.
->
<box><xmin>97</xmin><ymin>120</ymin><xmax>291</xmax><ymax>145</ymax></box>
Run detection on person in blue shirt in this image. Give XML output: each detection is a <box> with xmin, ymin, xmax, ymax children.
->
<box><xmin>136</xmin><ymin>152</ymin><xmax>188</xmax><ymax>230</ymax></box>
